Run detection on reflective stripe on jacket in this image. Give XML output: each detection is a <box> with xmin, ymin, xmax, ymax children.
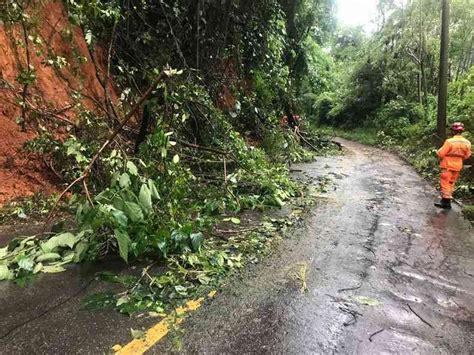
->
<box><xmin>437</xmin><ymin>135</ymin><xmax>472</xmax><ymax>171</ymax></box>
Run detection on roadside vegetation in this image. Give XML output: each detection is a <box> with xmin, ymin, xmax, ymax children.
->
<box><xmin>311</xmin><ymin>0</ymin><xmax>474</xmax><ymax>211</ymax></box>
<box><xmin>1</xmin><ymin>0</ymin><xmax>473</xmax><ymax>313</ymax></box>
<box><xmin>0</xmin><ymin>0</ymin><xmax>338</xmax><ymax>313</ymax></box>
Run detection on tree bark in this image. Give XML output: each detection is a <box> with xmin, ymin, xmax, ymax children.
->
<box><xmin>134</xmin><ymin>102</ymin><xmax>151</xmax><ymax>154</ymax></box>
<box><xmin>436</xmin><ymin>0</ymin><xmax>450</xmax><ymax>144</ymax></box>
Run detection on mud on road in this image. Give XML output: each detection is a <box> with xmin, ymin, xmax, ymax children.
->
<box><xmin>153</xmin><ymin>138</ymin><xmax>474</xmax><ymax>354</ymax></box>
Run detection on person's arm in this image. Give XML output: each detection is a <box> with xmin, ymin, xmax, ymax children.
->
<box><xmin>437</xmin><ymin>141</ymin><xmax>451</xmax><ymax>158</ymax></box>
<box><xmin>464</xmin><ymin>143</ymin><xmax>471</xmax><ymax>159</ymax></box>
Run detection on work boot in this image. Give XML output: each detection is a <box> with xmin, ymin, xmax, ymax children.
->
<box><xmin>435</xmin><ymin>198</ymin><xmax>452</xmax><ymax>209</ymax></box>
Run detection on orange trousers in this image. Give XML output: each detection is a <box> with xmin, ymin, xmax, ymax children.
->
<box><xmin>440</xmin><ymin>169</ymin><xmax>460</xmax><ymax>199</ymax></box>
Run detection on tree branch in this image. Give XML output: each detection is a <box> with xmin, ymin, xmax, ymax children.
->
<box><xmin>176</xmin><ymin>139</ymin><xmax>229</xmax><ymax>156</ymax></box>
<box><xmin>47</xmin><ymin>73</ymin><xmax>165</xmax><ymax>218</ymax></box>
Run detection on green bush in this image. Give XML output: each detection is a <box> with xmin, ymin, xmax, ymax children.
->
<box><xmin>449</xmin><ymin>67</ymin><xmax>474</xmax><ymax>130</ymax></box>
<box><xmin>315</xmin><ymin>92</ymin><xmax>337</xmax><ymax>124</ymax></box>
<box><xmin>374</xmin><ymin>99</ymin><xmax>425</xmax><ymax>140</ymax></box>
<box><xmin>463</xmin><ymin>205</ymin><xmax>474</xmax><ymax>221</ymax></box>
<box><xmin>253</xmin><ymin>70</ymin><xmax>276</xmax><ymax>108</ymax></box>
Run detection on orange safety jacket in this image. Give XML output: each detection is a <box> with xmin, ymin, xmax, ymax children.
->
<box><xmin>437</xmin><ymin>135</ymin><xmax>472</xmax><ymax>171</ymax></box>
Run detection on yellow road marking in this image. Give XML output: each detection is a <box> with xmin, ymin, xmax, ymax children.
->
<box><xmin>115</xmin><ymin>291</ymin><xmax>216</xmax><ymax>354</ymax></box>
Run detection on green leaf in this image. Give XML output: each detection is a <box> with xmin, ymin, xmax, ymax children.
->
<box><xmin>42</xmin><ymin>265</ymin><xmax>66</xmax><ymax>273</ymax></box>
<box><xmin>139</xmin><ymin>184</ymin><xmax>152</xmax><ymax>211</ymax></box>
<box><xmin>190</xmin><ymin>233</ymin><xmax>204</xmax><ymax>252</ymax></box>
<box><xmin>74</xmin><ymin>241</ymin><xmax>89</xmax><ymax>262</ymax></box>
<box><xmin>112</xmin><ymin>209</ymin><xmax>128</xmax><ymax>227</ymax></box>
<box><xmin>41</xmin><ymin>232</ymin><xmax>78</xmax><ymax>253</ymax></box>
<box><xmin>274</xmin><ymin>196</ymin><xmax>285</xmax><ymax>207</ymax></box>
<box><xmin>172</xmin><ymin>154</ymin><xmax>180</xmax><ymax>164</ymax></box>
<box><xmin>124</xmin><ymin>202</ymin><xmax>144</xmax><ymax>222</ymax></box>
<box><xmin>84</xmin><ymin>30</ymin><xmax>93</xmax><ymax>45</ymax></box>
<box><xmin>115</xmin><ymin>229</ymin><xmax>131</xmax><ymax>263</ymax></box>
<box><xmin>116</xmin><ymin>295</ymin><xmax>129</xmax><ymax>307</ymax></box>
<box><xmin>119</xmin><ymin>173</ymin><xmax>131</xmax><ymax>188</ymax></box>
<box><xmin>148</xmin><ymin>179</ymin><xmax>160</xmax><ymax>199</ymax></box>
<box><xmin>82</xmin><ymin>292</ymin><xmax>115</xmax><ymax>311</ymax></box>
<box><xmin>197</xmin><ymin>274</ymin><xmax>211</xmax><ymax>285</ymax></box>
<box><xmin>0</xmin><ymin>265</ymin><xmax>14</xmax><ymax>280</ymax></box>
<box><xmin>33</xmin><ymin>263</ymin><xmax>43</xmax><ymax>274</ymax></box>
<box><xmin>186</xmin><ymin>254</ymin><xmax>200</xmax><ymax>266</ymax></box>
<box><xmin>60</xmin><ymin>252</ymin><xmax>75</xmax><ymax>263</ymax></box>
<box><xmin>352</xmin><ymin>296</ymin><xmax>381</xmax><ymax>306</ymax></box>
<box><xmin>126</xmin><ymin>161</ymin><xmax>138</xmax><ymax>176</ymax></box>
<box><xmin>230</xmin><ymin>217</ymin><xmax>241</xmax><ymax>225</ymax></box>
<box><xmin>17</xmin><ymin>256</ymin><xmax>34</xmax><ymax>271</ymax></box>
<box><xmin>160</xmin><ymin>147</ymin><xmax>167</xmax><ymax>158</ymax></box>
<box><xmin>214</xmin><ymin>253</ymin><xmax>225</xmax><ymax>267</ymax></box>
<box><xmin>0</xmin><ymin>246</ymin><xmax>7</xmax><ymax>259</ymax></box>
<box><xmin>131</xmin><ymin>328</ymin><xmax>145</xmax><ymax>340</ymax></box>
<box><xmin>174</xmin><ymin>285</ymin><xmax>188</xmax><ymax>296</ymax></box>
<box><xmin>36</xmin><ymin>253</ymin><xmax>61</xmax><ymax>262</ymax></box>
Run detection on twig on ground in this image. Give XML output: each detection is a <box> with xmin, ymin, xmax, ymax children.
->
<box><xmin>26</xmin><ymin>100</ymin><xmax>75</xmax><ymax>126</ymax></box>
<box><xmin>338</xmin><ymin>282</ymin><xmax>362</xmax><ymax>293</ymax></box>
<box><xmin>129</xmin><ymin>262</ymin><xmax>157</xmax><ymax>294</ymax></box>
<box><xmin>43</xmin><ymin>156</ymin><xmax>64</xmax><ymax>181</ymax></box>
<box><xmin>369</xmin><ymin>328</ymin><xmax>385</xmax><ymax>342</ymax></box>
<box><xmin>331</xmin><ymin>140</ymin><xmax>343</xmax><ymax>148</ymax></box>
<box><xmin>363</xmin><ymin>245</ymin><xmax>376</xmax><ymax>257</ymax></box>
<box><xmin>407</xmin><ymin>304</ymin><xmax>434</xmax><ymax>328</ymax></box>
<box><xmin>296</xmin><ymin>131</ymin><xmax>319</xmax><ymax>151</ymax></box>
<box><xmin>54</xmin><ymin>104</ymin><xmax>75</xmax><ymax>115</ymax></box>
<box><xmin>464</xmin><ymin>270</ymin><xmax>474</xmax><ymax>277</ymax></box>
<box><xmin>213</xmin><ymin>227</ymin><xmax>258</xmax><ymax>234</ymax></box>
<box><xmin>0</xmin><ymin>277</ymin><xmax>94</xmax><ymax>340</ymax></box>
<box><xmin>210</xmin><ymin>232</ymin><xmax>230</xmax><ymax>241</ymax></box>
<box><xmin>339</xmin><ymin>306</ymin><xmax>363</xmax><ymax>326</ymax></box>
<box><xmin>177</xmin><ymin>139</ymin><xmax>229</xmax><ymax>156</ymax></box>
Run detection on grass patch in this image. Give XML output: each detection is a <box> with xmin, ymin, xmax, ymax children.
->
<box><xmin>319</xmin><ymin>126</ymin><xmax>379</xmax><ymax>146</ymax></box>
<box><xmin>462</xmin><ymin>205</ymin><xmax>474</xmax><ymax>221</ymax></box>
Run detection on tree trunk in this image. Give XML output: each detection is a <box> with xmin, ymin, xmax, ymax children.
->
<box><xmin>134</xmin><ymin>102</ymin><xmax>151</xmax><ymax>154</ymax></box>
<box><xmin>417</xmin><ymin>71</ymin><xmax>422</xmax><ymax>104</ymax></box>
<box><xmin>419</xmin><ymin>2</ymin><xmax>429</xmax><ymax>108</ymax></box>
<box><xmin>437</xmin><ymin>0</ymin><xmax>450</xmax><ymax>144</ymax></box>
<box><xmin>421</xmin><ymin>55</ymin><xmax>429</xmax><ymax>107</ymax></box>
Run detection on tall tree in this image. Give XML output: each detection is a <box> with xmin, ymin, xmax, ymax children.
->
<box><xmin>437</xmin><ymin>0</ymin><xmax>450</xmax><ymax>142</ymax></box>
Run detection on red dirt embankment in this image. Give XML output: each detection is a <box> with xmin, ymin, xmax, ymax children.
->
<box><xmin>0</xmin><ymin>1</ymin><xmax>113</xmax><ymax>206</ymax></box>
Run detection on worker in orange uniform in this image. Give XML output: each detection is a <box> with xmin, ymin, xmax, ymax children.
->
<box><xmin>435</xmin><ymin>122</ymin><xmax>471</xmax><ymax>209</ymax></box>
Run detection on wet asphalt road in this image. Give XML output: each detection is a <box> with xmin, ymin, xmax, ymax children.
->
<box><xmin>153</xmin><ymin>139</ymin><xmax>474</xmax><ymax>354</ymax></box>
<box><xmin>1</xmin><ymin>139</ymin><xmax>473</xmax><ymax>354</ymax></box>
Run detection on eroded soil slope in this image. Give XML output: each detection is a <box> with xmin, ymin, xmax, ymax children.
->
<box><xmin>0</xmin><ymin>0</ymin><xmax>113</xmax><ymax>205</ymax></box>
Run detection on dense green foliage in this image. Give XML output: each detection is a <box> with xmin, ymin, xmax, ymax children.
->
<box><xmin>3</xmin><ymin>0</ymin><xmax>472</xmax><ymax>312</ymax></box>
<box><xmin>0</xmin><ymin>0</ymin><xmax>339</xmax><ymax>311</ymax></box>
<box><xmin>317</xmin><ymin>0</ymin><xmax>473</xmax><ymax>194</ymax></box>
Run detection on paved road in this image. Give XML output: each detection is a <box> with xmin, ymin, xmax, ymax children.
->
<box><xmin>1</xmin><ymin>139</ymin><xmax>472</xmax><ymax>354</ymax></box>
<box><xmin>153</xmin><ymin>139</ymin><xmax>474</xmax><ymax>354</ymax></box>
